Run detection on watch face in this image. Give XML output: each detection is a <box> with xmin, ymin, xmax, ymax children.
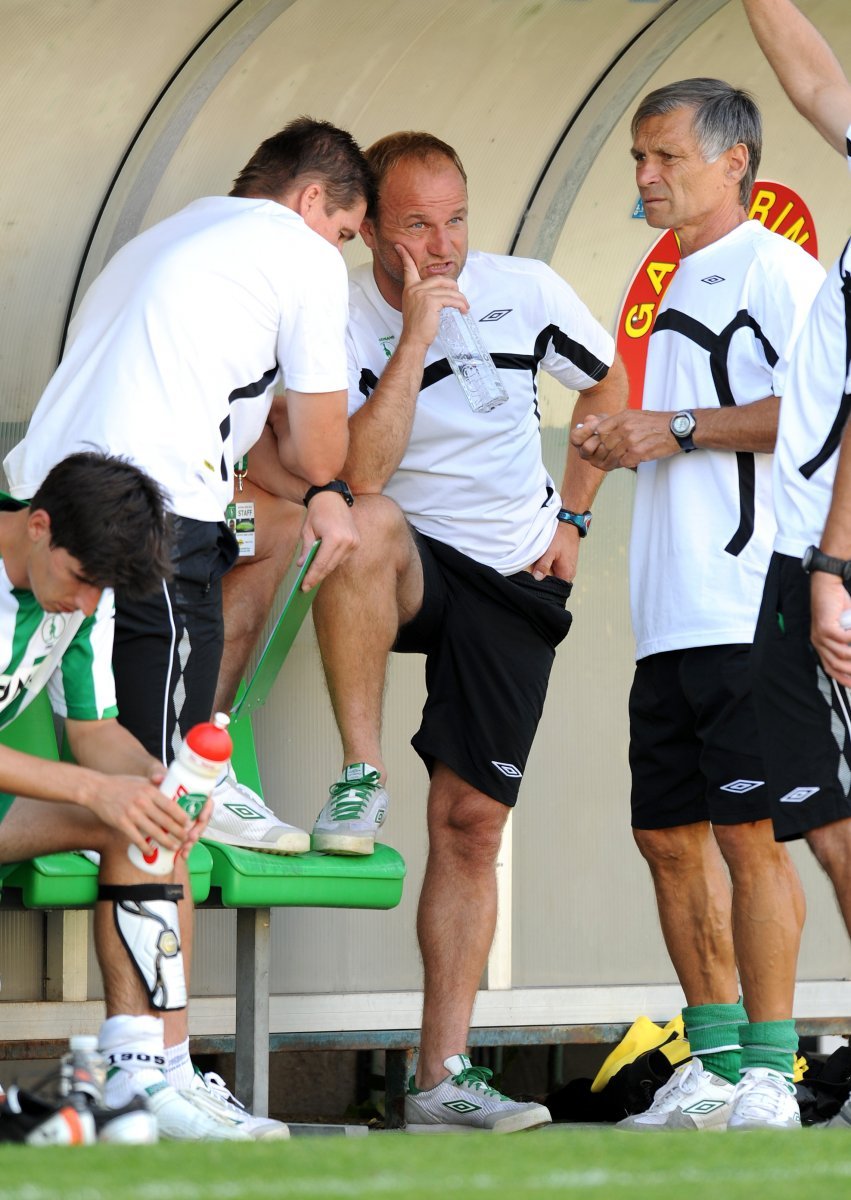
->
<box><xmin>671</xmin><ymin>413</ymin><xmax>695</xmax><ymax>437</ymax></box>
<box><xmin>802</xmin><ymin>546</ymin><xmax>814</xmax><ymax>572</ymax></box>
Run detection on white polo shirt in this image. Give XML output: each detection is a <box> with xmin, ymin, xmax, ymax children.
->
<box><xmin>630</xmin><ymin>220</ymin><xmax>825</xmax><ymax>660</ymax></box>
<box><xmin>4</xmin><ymin>197</ymin><xmax>349</xmax><ymax>519</ymax></box>
<box><xmin>347</xmin><ymin>251</ymin><xmax>615</xmax><ymax>574</ymax></box>
<box><xmin>773</xmin><ymin>128</ymin><xmax>851</xmax><ymax>558</ymax></box>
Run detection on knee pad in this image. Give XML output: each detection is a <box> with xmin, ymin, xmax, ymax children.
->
<box><xmin>98</xmin><ymin>884</ymin><xmax>187</xmax><ymax>1012</ymax></box>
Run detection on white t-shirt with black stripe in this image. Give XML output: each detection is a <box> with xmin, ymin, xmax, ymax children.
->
<box><xmin>4</xmin><ymin>197</ymin><xmax>349</xmax><ymax>521</ymax></box>
<box><xmin>347</xmin><ymin>251</ymin><xmax>615</xmax><ymax>574</ymax></box>
<box><xmin>773</xmin><ymin>127</ymin><xmax>851</xmax><ymax>558</ymax></box>
<box><xmin>630</xmin><ymin>220</ymin><xmax>825</xmax><ymax>660</ymax></box>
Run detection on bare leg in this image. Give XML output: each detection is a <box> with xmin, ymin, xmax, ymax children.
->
<box><xmin>0</xmin><ymin>797</ymin><xmax>174</xmax><ymax>1017</ymax></box>
<box><xmin>633</xmin><ymin>823</ymin><xmax>739</xmax><ymax>1005</ymax></box>
<box><xmin>806</xmin><ymin>817</ymin><xmax>851</xmax><ymax>937</ymax></box>
<box><xmin>415</xmin><ymin>763</ymin><xmax>509</xmax><ymax>1089</ymax></box>
<box><xmin>714</xmin><ymin>820</ymin><xmax>805</xmax><ymax>1021</ymax></box>
<box><xmin>312</xmin><ymin>495</ymin><xmax>423</xmax><ymax>778</ymax></box>
<box><xmin>215</xmin><ymin>482</ymin><xmax>305</xmax><ymax>713</ymax></box>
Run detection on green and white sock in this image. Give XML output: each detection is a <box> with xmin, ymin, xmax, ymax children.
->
<box><xmin>683</xmin><ymin>1001</ymin><xmax>747</xmax><ymax>1084</ymax></box>
<box><xmin>739</xmin><ymin>1020</ymin><xmax>798</xmax><ymax>1080</ymax></box>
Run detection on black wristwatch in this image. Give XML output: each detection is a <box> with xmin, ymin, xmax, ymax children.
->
<box><xmin>303</xmin><ymin>480</ymin><xmax>354</xmax><ymax>508</ymax></box>
<box><xmin>801</xmin><ymin>544</ymin><xmax>851</xmax><ymax>583</ymax></box>
<box><xmin>670</xmin><ymin>410</ymin><xmax>698</xmax><ymax>453</ymax></box>
<box><xmin>556</xmin><ymin>508</ymin><xmax>592</xmax><ymax>537</ymax></box>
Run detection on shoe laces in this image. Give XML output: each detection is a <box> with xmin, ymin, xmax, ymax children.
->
<box><xmin>198</xmin><ymin>1071</ymin><xmax>245</xmax><ymax>1114</ymax></box>
<box><xmin>647</xmin><ymin>1058</ymin><xmax>702</xmax><ymax>1111</ymax></box>
<box><xmin>451</xmin><ymin>1064</ymin><xmax>507</xmax><ymax>1099</ymax></box>
<box><xmin>328</xmin><ymin>770</ymin><xmax>381</xmax><ymax>820</ymax></box>
<box><xmin>734</xmin><ymin>1070</ymin><xmax>792</xmax><ymax>1120</ymax></box>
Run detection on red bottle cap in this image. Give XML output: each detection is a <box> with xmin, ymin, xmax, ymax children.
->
<box><xmin>184</xmin><ymin>713</ymin><xmax>233</xmax><ymax>762</ymax></box>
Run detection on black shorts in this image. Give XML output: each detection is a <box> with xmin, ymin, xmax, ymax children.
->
<box><xmin>752</xmin><ymin>551</ymin><xmax>851</xmax><ymax>841</ymax></box>
<box><xmin>112</xmin><ymin>516</ymin><xmax>238</xmax><ymax>764</ymax></box>
<box><xmin>629</xmin><ymin>645</ymin><xmax>770</xmax><ymax>830</ymax></box>
<box><xmin>393</xmin><ymin>533</ymin><xmax>573</xmax><ymax>806</ymax></box>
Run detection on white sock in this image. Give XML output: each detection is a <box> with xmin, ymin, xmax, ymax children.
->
<box><xmin>99</xmin><ymin>1015</ymin><xmax>167</xmax><ymax>1105</ymax></box>
<box><xmin>164</xmin><ymin>1038</ymin><xmax>195</xmax><ymax>1089</ymax></box>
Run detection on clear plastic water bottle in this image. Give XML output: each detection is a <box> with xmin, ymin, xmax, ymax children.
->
<box><xmin>128</xmin><ymin>712</ymin><xmax>233</xmax><ymax>876</ymax></box>
<box><xmin>438</xmin><ymin>307</ymin><xmax>508</xmax><ymax>413</ymax></box>
<box><xmin>59</xmin><ymin>1035</ymin><xmax>105</xmax><ymax>1105</ymax></box>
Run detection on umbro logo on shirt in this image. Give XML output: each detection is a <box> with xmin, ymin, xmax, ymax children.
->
<box><xmin>480</xmin><ymin>309</ymin><xmax>512</xmax><ymax>322</ymax></box>
<box><xmin>719</xmin><ymin>779</ymin><xmax>764</xmax><ymax>793</ymax></box>
<box><xmin>701</xmin><ymin>275</ymin><xmax>725</xmax><ymax>285</ymax></box>
<box><xmin>492</xmin><ymin>761</ymin><xmax>522</xmax><ymax>778</ymax></box>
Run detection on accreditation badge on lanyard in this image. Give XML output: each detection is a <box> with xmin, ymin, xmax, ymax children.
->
<box><xmin>225</xmin><ymin>456</ymin><xmax>255</xmax><ymax>557</ymax></box>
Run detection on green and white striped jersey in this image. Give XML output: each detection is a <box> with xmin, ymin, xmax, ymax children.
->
<box><xmin>0</xmin><ymin>509</ymin><xmax>118</xmax><ymax>730</ymax></box>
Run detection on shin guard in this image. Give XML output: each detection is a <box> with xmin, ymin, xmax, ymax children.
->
<box><xmin>99</xmin><ymin>884</ymin><xmax>187</xmax><ymax>1011</ymax></box>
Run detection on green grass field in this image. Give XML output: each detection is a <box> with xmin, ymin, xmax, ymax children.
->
<box><xmin>1</xmin><ymin>1127</ymin><xmax>850</xmax><ymax>1200</ymax></box>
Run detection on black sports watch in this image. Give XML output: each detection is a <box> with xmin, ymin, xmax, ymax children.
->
<box><xmin>556</xmin><ymin>508</ymin><xmax>592</xmax><ymax>537</ymax></box>
<box><xmin>303</xmin><ymin>480</ymin><xmax>354</xmax><ymax>508</ymax></box>
<box><xmin>669</xmin><ymin>410</ymin><xmax>698</xmax><ymax>453</ymax></box>
<box><xmin>801</xmin><ymin>544</ymin><xmax>851</xmax><ymax>583</ymax></box>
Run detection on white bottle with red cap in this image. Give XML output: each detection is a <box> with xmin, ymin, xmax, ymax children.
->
<box><xmin>127</xmin><ymin>712</ymin><xmax>233</xmax><ymax>876</ymax></box>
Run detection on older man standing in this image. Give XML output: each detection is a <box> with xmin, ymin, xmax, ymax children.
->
<box><xmin>574</xmin><ymin>78</ymin><xmax>824</xmax><ymax>1130</ymax></box>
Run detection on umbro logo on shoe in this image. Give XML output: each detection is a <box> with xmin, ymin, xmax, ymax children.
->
<box><xmin>223</xmin><ymin>803</ymin><xmax>263</xmax><ymax>820</ymax></box>
<box><xmin>779</xmin><ymin>786</ymin><xmax>820</xmax><ymax>804</ymax></box>
<box><xmin>492</xmin><ymin>761</ymin><xmax>522</xmax><ymax>779</ymax></box>
<box><xmin>682</xmin><ymin>1099</ymin><xmax>727</xmax><ymax>1114</ymax></box>
<box><xmin>719</xmin><ymin>779</ymin><xmax>764</xmax><ymax>793</ymax></box>
<box><xmin>442</xmin><ymin>1100</ymin><xmax>481</xmax><ymax>1113</ymax></box>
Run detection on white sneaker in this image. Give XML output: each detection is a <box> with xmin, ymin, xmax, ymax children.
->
<box><xmin>727</xmin><ymin>1068</ymin><xmax>801</xmax><ymax>1130</ymax></box>
<box><xmin>204</xmin><ymin>772</ymin><xmax>310</xmax><ymax>854</ymax></box>
<box><xmin>404</xmin><ymin>1054</ymin><xmax>551</xmax><ymax>1134</ymax></box>
<box><xmin>105</xmin><ymin>1069</ymin><xmax>251</xmax><ymax>1141</ymax></box>
<box><xmin>183</xmin><ymin>1070</ymin><xmax>289</xmax><ymax>1140</ymax></box>
<box><xmin>616</xmin><ymin>1058</ymin><xmax>735</xmax><ymax>1132</ymax></box>
<box><xmin>312</xmin><ymin>763</ymin><xmax>388</xmax><ymax>855</ymax></box>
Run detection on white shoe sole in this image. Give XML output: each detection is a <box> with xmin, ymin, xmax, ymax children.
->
<box><xmin>311</xmin><ymin>831</ymin><xmax>375</xmax><ymax>855</ymax></box>
<box><xmin>203</xmin><ymin>829</ymin><xmax>310</xmax><ymax>855</ymax></box>
<box><xmin>406</xmin><ymin>1111</ymin><xmax>551</xmax><ymax>1135</ymax></box>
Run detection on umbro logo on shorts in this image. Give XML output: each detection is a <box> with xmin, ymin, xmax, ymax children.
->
<box><xmin>480</xmin><ymin>309</ymin><xmax>512</xmax><ymax>322</ymax></box>
<box><xmin>719</xmin><ymin>779</ymin><xmax>764</xmax><ymax>793</ymax></box>
<box><xmin>701</xmin><ymin>275</ymin><xmax>725</xmax><ymax>284</ymax></box>
<box><xmin>779</xmin><ymin>786</ymin><xmax>820</xmax><ymax>804</ymax></box>
<box><xmin>492</xmin><ymin>761</ymin><xmax>523</xmax><ymax>779</ymax></box>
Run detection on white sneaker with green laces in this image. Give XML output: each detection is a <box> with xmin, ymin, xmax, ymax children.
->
<box><xmin>616</xmin><ymin>1058</ymin><xmax>735</xmax><ymax>1131</ymax></box>
<box><xmin>405</xmin><ymin>1055</ymin><xmax>552</xmax><ymax>1134</ymax></box>
<box><xmin>727</xmin><ymin>1068</ymin><xmax>801</xmax><ymax>1130</ymax></box>
<box><xmin>312</xmin><ymin>763</ymin><xmax>388</xmax><ymax>855</ymax></box>
<box><xmin>181</xmin><ymin>1070</ymin><xmax>289</xmax><ymax>1140</ymax></box>
<box><xmin>204</xmin><ymin>771</ymin><xmax>310</xmax><ymax>854</ymax></box>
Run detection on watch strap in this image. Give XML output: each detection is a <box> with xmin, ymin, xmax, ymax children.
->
<box><xmin>802</xmin><ymin>544</ymin><xmax>851</xmax><ymax>581</ymax></box>
<box><xmin>303</xmin><ymin>480</ymin><xmax>354</xmax><ymax>508</ymax></box>
<box><xmin>556</xmin><ymin>508</ymin><xmax>592</xmax><ymax>537</ymax></box>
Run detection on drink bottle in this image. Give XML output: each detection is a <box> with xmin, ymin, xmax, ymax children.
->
<box><xmin>128</xmin><ymin>712</ymin><xmax>233</xmax><ymax>875</ymax></box>
<box><xmin>59</xmin><ymin>1035</ymin><xmax>105</xmax><ymax>1105</ymax></box>
<box><xmin>438</xmin><ymin>307</ymin><xmax>508</xmax><ymax>413</ymax></box>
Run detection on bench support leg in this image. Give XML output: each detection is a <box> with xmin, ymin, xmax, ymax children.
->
<box><xmin>384</xmin><ymin>1047</ymin><xmax>414</xmax><ymax>1130</ymax></box>
<box><xmin>45</xmin><ymin>911</ymin><xmax>88</xmax><ymax>1002</ymax></box>
<box><xmin>234</xmin><ymin>906</ymin><xmax>270</xmax><ymax>1117</ymax></box>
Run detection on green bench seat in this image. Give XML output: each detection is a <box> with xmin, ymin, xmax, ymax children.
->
<box><xmin>204</xmin><ymin>841</ymin><xmax>405</xmax><ymax>909</ymax></box>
